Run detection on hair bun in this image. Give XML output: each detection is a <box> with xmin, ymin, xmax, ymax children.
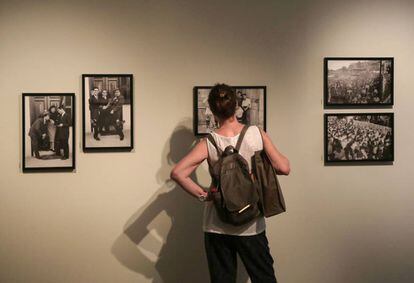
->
<box><xmin>219</xmin><ymin>92</ymin><xmax>228</xmax><ymax>98</ymax></box>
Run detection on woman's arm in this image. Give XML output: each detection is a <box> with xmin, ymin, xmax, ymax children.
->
<box><xmin>170</xmin><ymin>138</ymin><xmax>209</xmax><ymax>199</ymax></box>
<box><xmin>260</xmin><ymin>128</ymin><xmax>291</xmax><ymax>175</ymax></box>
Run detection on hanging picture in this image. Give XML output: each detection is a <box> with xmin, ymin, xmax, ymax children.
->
<box><xmin>193</xmin><ymin>86</ymin><xmax>266</xmax><ymax>136</ymax></box>
<box><xmin>82</xmin><ymin>74</ymin><xmax>133</xmax><ymax>152</ymax></box>
<box><xmin>324</xmin><ymin>57</ymin><xmax>394</xmax><ymax>106</ymax></box>
<box><xmin>324</xmin><ymin>113</ymin><xmax>394</xmax><ymax>163</ymax></box>
<box><xmin>22</xmin><ymin>93</ymin><xmax>76</xmax><ymax>172</ymax></box>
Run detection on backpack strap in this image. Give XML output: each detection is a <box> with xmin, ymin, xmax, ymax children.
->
<box><xmin>235</xmin><ymin>125</ymin><xmax>250</xmax><ymax>152</ymax></box>
<box><xmin>207</xmin><ymin>133</ymin><xmax>222</xmax><ymax>156</ymax></box>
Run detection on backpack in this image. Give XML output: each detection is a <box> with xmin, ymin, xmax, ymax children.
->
<box><xmin>252</xmin><ymin>132</ymin><xmax>286</xmax><ymax>217</ymax></box>
<box><xmin>207</xmin><ymin>125</ymin><xmax>261</xmax><ymax>226</ymax></box>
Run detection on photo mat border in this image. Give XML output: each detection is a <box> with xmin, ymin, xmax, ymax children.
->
<box><xmin>323</xmin><ymin>112</ymin><xmax>394</xmax><ymax>164</ymax></box>
<box><xmin>82</xmin><ymin>74</ymin><xmax>134</xmax><ymax>153</ymax></box>
<box><xmin>324</xmin><ymin>57</ymin><xmax>394</xmax><ymax>108</ymax></box>
<box><xmin>22</xmin><ymin>93</ymin><xmax>76</xmax><ymax>173</ymax></box>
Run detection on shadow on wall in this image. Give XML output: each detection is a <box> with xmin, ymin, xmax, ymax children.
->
<box><xmin>111</xmin><ymin>118</ymin><xmax>249</xmax><ymax>283</ymax></box>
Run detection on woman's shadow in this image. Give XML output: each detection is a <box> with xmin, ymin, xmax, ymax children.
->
<box><xmin>111</xmin><ymin>119</ymin><xmax>249</xmax><ymax>282</ymax></box>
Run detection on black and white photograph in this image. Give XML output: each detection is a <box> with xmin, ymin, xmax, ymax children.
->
<box><xmin>22</xmin><ymin>93</ymin><xmax>75</xmax><ymax>172</ymax></box>
<box><xmin>324</xmin><ymin>57</ymin><xmax>394</xmax><ymax>106</ymax></box>
<box><xmin>324</xmin><ymin>113</ymin><xmax>394</xmax><ymax>163</ymax></box>
<box><xmin>82</xmin><ymin>74</ymin><xmax>133</xmax><ymax>152</ymax></box>
<box><xmin>193</xmin><ymin>86</ymin><xmax>266</xmax><ymax>135</ymax></box>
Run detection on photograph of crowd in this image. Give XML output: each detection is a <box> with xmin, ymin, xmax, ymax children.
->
<box><xmin>325</xmin><ymin>113</ymin><xmax>394</xmax><ymax>162</ymax></box>
<box><xmin>194</xmin><ymin>86</ymin><xmax>266</xmax><ymax>135</ymax></box>
<box><xmin>82</xmin><ymin>74</ymin><xmax>133</xmax><ymax>152</ymax></box>
<box><xmin>22</xmin><ymin>93</ymin><xmax>75</xmax><ymax>172</ymax></box>
<box><xmin>325</xmin><ymin>58</ymin><xmax>393</xmax><ymax>106</ymax></box>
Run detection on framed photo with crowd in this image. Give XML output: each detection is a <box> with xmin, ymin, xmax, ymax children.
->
<box><xmin>324</xmin><ymin>113</ymin><xmax>394</xmax><ymax>163</ymax></box>
<box><xmin>193</xmin><ymin>86</ymin><xmax>266</xmax><ymax>136</ymax></box>
<box><xmin>82</xmin><ymin>74</ymin><xmax>133</xmax><ymax>152</ymax></box>
<box><xmin>22</xmin><ymin>93</ymin><xmax>75</xmax><ymax>172</ymax></box>
<box><xmin>324</xmin><ymin>57</ymin><xmax>394</xmax><ymax>106</ymax></box>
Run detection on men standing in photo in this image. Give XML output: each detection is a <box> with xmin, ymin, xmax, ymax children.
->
<box><xmin>28</xmin><ymin>112</ymin><xmax>50</xmax><ymax>159</ymax></box>
<box><xmin>109</xmin><ymin>89</ymin><xmax>125</xmax><ymax>140</ymax></box>
<box><xmin>55</xmin><ymin>106</ymin><xmax>71</xmax><ymax>160</ymax></box>
<box><xmin>89</xmin><ymin>87</ymin><xmax>100</xmax><ymax>140</ymax></box>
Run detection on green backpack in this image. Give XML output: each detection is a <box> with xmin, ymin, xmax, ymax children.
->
<box><xmin>207</xmin><ymin>125</ymin><xmax>261</xmax><ymax>226</ymax></box>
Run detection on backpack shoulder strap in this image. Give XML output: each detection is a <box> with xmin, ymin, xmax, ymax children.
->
<box><xmin>257</xmin><ymin>126</ymin><xmax>265</xmax><ymax>147</ymax></box>
<box><xmin>235</xmin><ymin>125</ymin><xmax>250</xmax><ymax>152</ymax></box>
<box><xmin>207</xmin><ymin>133</ymin><xmax>222</xmax><ymax>156</ymax></box>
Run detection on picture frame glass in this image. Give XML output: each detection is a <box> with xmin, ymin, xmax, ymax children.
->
<box><xmin>325</xmin><ymin>113</ymin><xmax>394</xmax><ymax>162</ymax></box>
<box><xmin>194</xmin><ymin>86</ymin><xmax>266</xmax><ymax>135</ymax></box>
<box><xmin>82</xmin><ymin>74</ymin><xmax>133</xmax><ymax>152</ymax></box>
<box><xmin>23</xmin><ymin>93</ymin><xmax>75</xmax><ymax>172</ymax></box>
<box><xmin>325</xmin><ymin>58</ymin><xmax>393</xmax><ymax>106</ymax></box>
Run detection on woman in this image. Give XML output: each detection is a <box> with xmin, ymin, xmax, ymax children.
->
<box><xmin>171</xmin><ymin>83</ymin><xmax>290</xmax><ymax>283</ymax></box>
<box><xmin>47</xmin><ymin>105</ymin><xmax>58</xmax><ymax>152</ymax></box>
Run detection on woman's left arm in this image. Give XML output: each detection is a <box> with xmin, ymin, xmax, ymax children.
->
<box><xmin>170</xmin><ymin>138</ymin><xmax>209</xmax><ymax>199</ymax></box>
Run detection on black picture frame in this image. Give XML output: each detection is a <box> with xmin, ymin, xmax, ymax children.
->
<box><xmin>193</xmin><ymin>86</ymin><xmax>267</xmax><ymax>136</ymax></box>
<box><xmin>22</xmin><ymin>93</ymin><xmax>76</xmax><ymax>173</ymax></box>
<box><xmin>324</xmin><ymin>57</ymin><xmax>394</xmax><ymax>107</ymax></box>
<box><xmin>82</xmin><ymin>74</ymin><xmax>134</xmax><ymax>152</ymax></box>
<box><xmin>324</xmin><ymin>112</ymin><xmax>394</xmax><ymax>163</ymax></box>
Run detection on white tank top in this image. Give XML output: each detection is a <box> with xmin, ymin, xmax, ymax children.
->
<box><xmin>203</xmin><ymin>125</ymin><xmax>266</xmax><ymax>236</ymax></box>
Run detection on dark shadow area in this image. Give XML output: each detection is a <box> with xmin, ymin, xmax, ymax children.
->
<box><xmin>111</xmin><ymin>119</ymin><xmax>249</xmax><ymax>282</ymax></box>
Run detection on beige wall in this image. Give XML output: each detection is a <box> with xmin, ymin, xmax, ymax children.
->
<box><xmin>1</xmin><ymin>0</ymin><xmax>413</xmax><ymax>282</ymax></box>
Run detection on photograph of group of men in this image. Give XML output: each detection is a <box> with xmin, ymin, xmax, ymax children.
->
<box><xmin>195</xmin><ymin>86</ymin><xmax>266</xmax><ymax>135</ymax></box>
<box><xmin>326</xmin><ymin>114</ymin><xmax>393</xmax><ymax>162</ymax></box>
<box><xmin>326</xmin><ymin>59</ymin><xmax>393</xmax><ymax>105</ymax></box>
<box><xmin>83</xmin><ymin>75</ymin><xmax>132</xmax><ymax>150</ymax></box>
<box><xmin>89</xmin><ymin>87</ymin><xmax>124</xmax><ymax>141</ymax></box>
<box><xmin>23</xmin><ymin>94</ymin><xmax>74</xmax><ymax>170</ymax></box>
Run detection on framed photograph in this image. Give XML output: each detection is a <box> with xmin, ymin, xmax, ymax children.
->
<box><xmin>22</xmin><ymin>93</ymin><xmax>75</xmax><ymax>172</ymax></box>
<box><xmin>324</xmin><ymin>57</ymin><xmax>394</xmax><ymax>106</ymax></box>
<box><xmin>82</xmin><ymin>74</ymin><xmax>133</xmax><ymax>152</ymax></box>
<box><xmin>193</xmin><ymin>86</ymin><xmax>266</xmax><ymax>136</ymax></box>
<box><xmin>324</xmin><ymin>113</ymin><xmax>394</xmax><ymax>163</ymax></box>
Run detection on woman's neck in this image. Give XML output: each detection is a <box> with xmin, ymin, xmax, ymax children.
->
<box><xmin>215</xmin><ymin>116</ymin><xmax>244</xmax><ymax>136</ymax></box>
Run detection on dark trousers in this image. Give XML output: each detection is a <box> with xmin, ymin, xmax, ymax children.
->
<box><xmin>204</xmin><ymin>230</ymin><xmax>277</xmax><ymax>283</ymax></box>
<box><xmin>30</xmin><ymin>135</ymin><xmax>40</xmax><ymax>157</ymax></box>
<box><xmin>56</xmin><ymin>138</ymin><xmax>69</xmax><ymax>158</ymax></box>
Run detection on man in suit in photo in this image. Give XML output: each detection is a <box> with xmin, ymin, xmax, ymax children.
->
<box><xmin>28</xmin><ymin>112</ymin><xmax>50</xmax><ymax>159</ymax></box>
<box><xmin>89</xmin><ymin>87</ymin><xmax>100</xmax><ymax>140</ymax></box>
<box><xmin>109</xmin><ymin>89</ymin><xmax>125</xmax><ymax>140</ymax></box>
<box><xmin>55</xmin><ymin>106</ymin><xmax>71</xmax><ymax>160</ymax></box>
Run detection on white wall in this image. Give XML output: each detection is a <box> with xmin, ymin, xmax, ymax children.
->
<box><xmin>1</xmin><ymin>0</ymin><xmax>413</xmax><ymax>282</ymax></box>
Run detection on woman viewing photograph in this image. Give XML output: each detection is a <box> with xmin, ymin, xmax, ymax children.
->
<box><xmin>171</xmin><ymin>83</ymin><xmax>290</xmax><ymax>283</ymax></box>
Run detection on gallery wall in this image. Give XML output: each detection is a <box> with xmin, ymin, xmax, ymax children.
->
<box><xmin>1</xmin><ymin>0</ymin><xmax>413</xmax><ymax>282</ymax></box>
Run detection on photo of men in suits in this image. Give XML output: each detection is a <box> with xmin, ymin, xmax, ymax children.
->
<box><xmin>83</xmin><ymin>75</ymin><xmax>132</xmax><ymax>151</ymax></box>
<box><xmin>23</xmin><ymin>94</ymin><xmax>75</xmax><ymax>171</ymax></box>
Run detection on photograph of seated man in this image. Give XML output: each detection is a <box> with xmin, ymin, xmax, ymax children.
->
<box><xmin>82</xmin><ymin>74</ymin><xmax>133</xmax><ymax>151</ymax></box>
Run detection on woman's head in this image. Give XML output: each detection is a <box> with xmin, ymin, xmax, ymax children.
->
<box><xmin>207</xmin><ymin>83</ymin><xmax>237</xmax><ymax>121</ymax></box>
<box><xmin>49</xmin><ymin>105</ymin><xmax>57</xmax><ymax>113</ymax></box>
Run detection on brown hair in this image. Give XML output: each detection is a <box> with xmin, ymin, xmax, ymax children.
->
<box><xmin>207</xmin><ymin>83</ymin><xmax>237</xmax><ymax>120</ymax></box>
